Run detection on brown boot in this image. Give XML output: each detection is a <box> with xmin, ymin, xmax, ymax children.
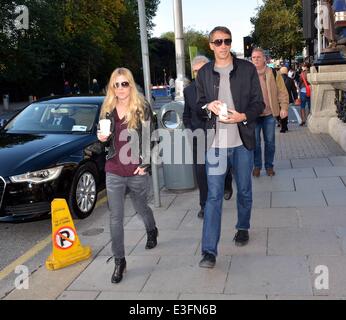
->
<box><xmin>266</xmin><ymin>168</ymin><xmax>275</xmax><ymax>176</ymax></box>
<box><xmin>252</xmin><ymin>167</ymin><xmax>261</xmax><ymax>177</ymax></box>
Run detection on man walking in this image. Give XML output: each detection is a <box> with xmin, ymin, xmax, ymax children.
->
<box><xmin>196</xmin><ymin>26</ymin><xmax>264</xmax><ymax>268</ymax></box>
<box><xmin>183</xmin><ymin>55</ymin><xmax>233</xmax><ymax>219</ymax></box>
<box><xmin>251</xmin><ymin>48</ymin><xmax>289</xmax><ymax>177</ymax></box>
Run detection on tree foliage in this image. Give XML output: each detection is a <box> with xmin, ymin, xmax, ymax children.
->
<box><xmin>0</xmin><ymin>0</ymin><xmax>160</xmax><ymax>100</ymax></box>
<box><xmin>160</xmin><ymin>28</ymin><xmax>211</xmax><ymax>80</ymax></box>
<box><xmin>250</xmin><ymin>0</ymin><xmax>304</xmax><ymax>62</ymax></box>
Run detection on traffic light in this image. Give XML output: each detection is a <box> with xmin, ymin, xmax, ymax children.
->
<box><xmin>243</xmin><ymin>36</ymin><xmax>253</xmax><ymax>58</ymax></box>
<box><xmin>303</xmin><ymin>0</ymin><xmax>317</xmax><ymax>39</ymax></box>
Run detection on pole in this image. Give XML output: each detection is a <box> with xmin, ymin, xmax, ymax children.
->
<box><xmin>173</xmin><ymin>0</ymin><xmax>186</xmax><ymax>102</ymax></box>
<box><xmin>317</xmin><ymin>0</ymin><xmax>322</xmax><ymax>57</ymax></box>
<box><xmin>137</xmin><ymin>0</ymin><xmax>161</xmax><ymax>208</ymax></box>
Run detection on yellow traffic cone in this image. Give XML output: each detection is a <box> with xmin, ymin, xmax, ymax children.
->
<box><xmin>46</xmin><ymin>199</ymin><xmax>92</xmax><ymax>270</ymax></box>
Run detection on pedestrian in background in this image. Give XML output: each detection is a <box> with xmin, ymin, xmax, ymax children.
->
<box><xmin>279</xmin><ymin>66</ymin><xmax>298</xmax><ymax>133</ymax></box>
<box><xmin>251</xmin><ymin>48</ymin><xmax>289</xmax><ymax>177</ymax></box>
<box><xmin>97</xmin><ymin>67</ymin><xmax>158</xmax><ymax>284</ymax></box>
<box><xmin>196</xmin><ymin>26</ymin><xmax>264</xmax><ymax>268</ymax></box>
<box><xmin>299</xmin><ymin>62</ymin><xmax>311</xmax><ymax>126</ymax></box>
<box><xmin>63</xmin><ymin>81</ymin><xmax>71</xmax><ymax>95</ymax></box>
<box><xmin>72</xmin><ymin>83</ymin><xmax>80</xmax><ymax>95</ymax></box>
<box><xmin>91</xmin><ymin>78</ymin><xmax>100</xmax><ymax>95</ymax></box>
<box><xmin>169</xmin><ymin>76</ymin><xmax>175</xmax><ymax>101</ymax></box>
<box><xmin>183</xmin><ymin>55</ymin><xmax>234</xmax><ymax>219</ymax></box>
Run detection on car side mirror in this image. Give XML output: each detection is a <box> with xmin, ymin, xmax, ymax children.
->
<box><xmin>0</xmin><ymin>118</ymin><xmax>8</xmax><ymax>130</ymax></box>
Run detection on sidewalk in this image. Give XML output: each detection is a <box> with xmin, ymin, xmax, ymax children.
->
<box><xmin>3</xmin><ymin>123</ymin><xmax>346</xmax><ymax>300</ymax></box>
<box><xmin>0</xmin><ymin>102</ymin><xmax>28</xmax><ymax>116</ymax></box>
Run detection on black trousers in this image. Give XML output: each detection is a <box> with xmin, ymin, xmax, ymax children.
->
<box><xmin>276</xmin><ymin>116</ymin><xmax>288</xmax><ymax>132</ymax></box>
<box><xmin>193</xmin><ymin>139</ymin><xmax>208</xmax><ymax>209</ymax></box>
<box><xmin>193</xmin><ymin>138</ymin><xmax>233</xmax><ymax>209</ymax></box>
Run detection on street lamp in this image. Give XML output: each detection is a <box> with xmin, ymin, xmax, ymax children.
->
<box><xmin>61</xmin><ymin>62</ymin><xmax>65</xmax><ymax>82</ymax></box>
<box><xmin>163</xmin><ymin>68</ymin><xmax>167</xmax><ymax>85</ymax></box>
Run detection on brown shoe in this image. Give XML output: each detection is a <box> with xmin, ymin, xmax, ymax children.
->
<box><xmin>252</xmin><ymin>167</ymin><xmax>260</xmax><ymax>177</ymax></box>
<box><xmin>266</xmin><ymin>168</ymin><xmax>275</xmax><ymax>176</ymax></box>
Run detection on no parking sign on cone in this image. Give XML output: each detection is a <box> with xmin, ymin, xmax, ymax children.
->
<box><xmin>46</xmin><ymin>199</ymin><xmax>92</xmax><ymax>270</ymax></box>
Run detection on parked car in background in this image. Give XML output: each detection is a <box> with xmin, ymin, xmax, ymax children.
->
<box><xmin>0</xmin><ymin>96</ymin><xmax>106</xmax><ymax>222</ymax></box>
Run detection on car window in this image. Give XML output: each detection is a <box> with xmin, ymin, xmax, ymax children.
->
<box><xmin>4</xmin><ymin>103</ymin><xmax>99</xmax><ymax>134</ymax></box>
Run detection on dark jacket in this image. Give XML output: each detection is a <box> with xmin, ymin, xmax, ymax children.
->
<box><xmin>195</xmin><ymin>56</ymin><xmax>265</xmax><ymax>150</ymax></box>
<box><xmin>101</xmin><ymin>102</ymin><xmax>155</xmax><ymax>172</ymax></box>
<box><xmin>183</xmin><ymin>81</ymin><xmax>206</xmax><ymax>130</ymax></box>
<box><xmin>282</xmin><ymin>74</ymin><xmax>298</xmax><ymax>104</ymax></box>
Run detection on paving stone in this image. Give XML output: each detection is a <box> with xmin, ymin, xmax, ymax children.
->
<box><xmin>68</xmin><ymin>256</ymin><xmax>160</xmax><ymax>292</ymax></box>
<box><xmin>178</xmin><ymin>209</ymin><xmax>205</xmax><ymax>230</ymax></box>
<box><xmin>298</xmin><ymin>207</ymin><xmax>346</xmax><ymax>228</ymax></box>
<box><xmin>98</xmin><ymin>230</ymin><xmax>145</xmax><ymax>256</ymax></box>
<box><xmin>142</xmin><ymin>256</ymin><xmax>230</xmax><ymax>294</ymax></box>
<box><xmin>273</xmin><ymin>160</ymin><xmax>292</xmax><ymax>169</ymax></box>
<box><xmin>308</xmin><ymin>256</ymin><xmax>346</xmax><ymax>297</ymax></box>
<box><xmin>274</xmin><ymin>168</ymin><xmax>316</xmax><ymax>178</ymax></box>
<box><xmin>97</xmin><ymin>292</ymin><xmax>178</xmax><ymax>300</ymax></box>
<box><xmin>149</xmin><ymin>195</ymin><xmax>176</xmax><ymax>211</ymax></box>
<box><xmin>294</xmin><ymin>177</ymin><xmax>345</xmax><ymax>191</ymax></box>
<box><xmin>179</xmin><ymin>293</ymin><xmax>266</xmax><ymax>300</ymax></box>
<box><xmin>57</xmin><ymin>291</ymin><xmax>100</xmax><ymax>300</ymax></box>
<box><xmin>341</xmin><ymin>177</ymin><xmax>346</xmax><ymax>186</ymax></box>
<box><xmin>225</xmin><ymin>256</ymin><xmax>312</xmax><ymax>296</ymax></box>
<box><xmin>272</xmin><ymin>191</ymin><xmax>327</xmax><ymax>208</ymax></box>
<box><xmin>268</xmin><ymin>228</ymin><xmax>342</xmax><ymax>256</ymax></box>
<box><xmin>291</xmin><ymin>158</ymin><xmax>332</xmax><ymax>168</ymax></box>
<box><xmin>268</xmin><ymin>295</ymin><xmax>346</xmax><ymax>300</ymax></box>
<box><xmin>315</xmin><ymin>166</ymin><xmax>346</xmax><ymax>177</ymax></box>
<box><xmin>223</xmin><ymin>191</ymin><xmax>271</xmax><ymax>209</ymax></box>
<box><xmin>217</xmin><ymin>228</ymin><xmax>267</xmax><ymax>256</ymax></box>
<box><xmin>323</xmin><ymin>189</ymin><xmax>346</xmax><ymax>206</ymax></box>
<box><xmin>125</xmin><ymin>209</ymin><xmax>188</xmax><ymax>231</ymax></box>
<box><xmin>131</xmin><ymin>229</ymin><xmax>201</xmax><ymax>256</ymax></box>
<box><xmin>79</xmin><ymin>229</ymin><xmax>111</xmax><ymax>256</ymax></box>
<box><xmin>251</xmin><ymin>208</ymin><xmax>299</xmax><ymax>228</ymax></box>
<box><xmin>329</xmin><ymin>156</ymin><xmax>346</xmax><ymax>166</ymax></box>
<box><xmin>252</xmin><ymin>176</ymin><xmax>295</xmax><ymax>192</ymax></box>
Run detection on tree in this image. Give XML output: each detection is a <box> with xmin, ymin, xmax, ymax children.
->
<box><xmin>149</xmin><ymin>37</ymin><xmax>176</xmax><ymax>85</ymax></box>
<box><xmin>0</xmin><ymin>0</ymin><xmax>161</xmax><ymax>99</ymax></box>
<box><xmin>250</xmin><ymin>0</ymin><xmax>304</xmax><ymax>64</ymax></box>
<box><xmin>161</xmin><ymin>28</ymin><xmax>211</xmax><ymax>80</ymax></box>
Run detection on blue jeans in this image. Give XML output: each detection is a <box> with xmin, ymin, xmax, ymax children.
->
<box><xmin>254</xmin><ymin>115</ymin><xmax>276</xmax><ymax>170</ymax></box>
<box><xmin>202</xmin><ymin>145</ymin><xmax>253</xmax><ymax>257</ymax></box>
<box><xmin>300</xmin><ymin>92</ymin><xmax>310</xmax><ymax>111</ymax></box>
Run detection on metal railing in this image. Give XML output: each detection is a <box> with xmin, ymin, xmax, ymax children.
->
<box><xmin>335</xmin><ymin>89</ymin><xmax>346</xmax><ymax>122</ymax></box>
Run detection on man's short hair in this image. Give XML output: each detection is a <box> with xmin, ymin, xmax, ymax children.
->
<box><xmin>251</xmin><ymin>47</ymin><xmax>266</xmax><ymax>57</ymax></box>
<box><xmin>209</xmin><ymin>26</ymin><xmax>232</xmax><ymax>42</ymax></box>
<box><xmin>191</xmin><ymin>55</ymin><xmax>209</xmax><ymax>67</ymax></box>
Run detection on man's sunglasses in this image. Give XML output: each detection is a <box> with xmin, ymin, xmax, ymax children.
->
<box><xmin>210</xmin><ymin>38</ymin><xmax>232</xmax><ymax>47</ymax></box>
<box><xmin>113</xmin><ymin>81</ymin><xmax>130</xmax><ymax>88</ymax></box>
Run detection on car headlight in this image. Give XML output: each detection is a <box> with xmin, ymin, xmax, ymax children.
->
<box><xmin>10</xmin><ymin>166</ymin><xmax>64</xmax><ymax>184</ymax></box>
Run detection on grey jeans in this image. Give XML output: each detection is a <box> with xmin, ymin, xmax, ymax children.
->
<box><xmin>106</xmin><ymin>172</ymin><xmax>156</xmax><ymax>259</ymax></box>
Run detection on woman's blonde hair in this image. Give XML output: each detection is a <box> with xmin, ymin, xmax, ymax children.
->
<box><xmin>100</xmin><ymin>67</ymin><xmax>146</xmax><ymax>129</ymax></box>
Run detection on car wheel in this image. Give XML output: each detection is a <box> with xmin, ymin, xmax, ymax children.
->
<box><xmin>69</xmin><ymin>163</ymin><xmax>98</xmax><ymax>219</ymax></box>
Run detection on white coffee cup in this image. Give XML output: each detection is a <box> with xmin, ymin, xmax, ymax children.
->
<box><xmin>99</xmin><ymin>119</ymin><xmax>111</xmax><ymax>136</ymax></box>
<box><xmin>219</xmin><ymin>103</ymin><xmax>228</xmax><ymax>120</ymax></box>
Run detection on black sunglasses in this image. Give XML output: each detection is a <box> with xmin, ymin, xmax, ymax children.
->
<box><xmin>211</xmin><ymin>38</ymin><xmax>232</xmax><ymax>47</ymax></box>
<box><xmin>113</xmin><ymin>81</ymin><xmax>130</xmax><ymax>89</ymax></box>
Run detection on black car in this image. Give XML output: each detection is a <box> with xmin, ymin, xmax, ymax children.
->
<box><xmin>0</xmin><ymin>96</ymin><xmax>106</xmax><ymax>222</ymax></box>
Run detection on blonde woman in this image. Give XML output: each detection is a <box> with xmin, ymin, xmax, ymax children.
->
<box><xmin>98</xmin><ymin>67</ymin><xmax>158</xmax><ymax>284</ymax></box>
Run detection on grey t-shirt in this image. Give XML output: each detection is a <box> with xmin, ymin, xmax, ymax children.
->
<box><xmin>212</xmin><ymin>64</ymin><xmax>243</xmax><ymax>148</ymax></box>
